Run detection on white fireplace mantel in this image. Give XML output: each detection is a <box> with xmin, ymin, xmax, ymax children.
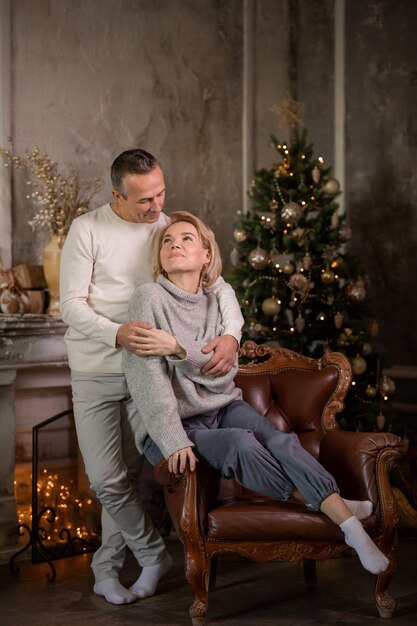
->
<box><xmin>0</xmin><ymin>314</ymin><xmax>69</xmax><ymax>562</ymax></box>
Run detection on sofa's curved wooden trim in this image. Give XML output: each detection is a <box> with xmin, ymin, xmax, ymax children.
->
<box><xmin>238</xmin><ymin>343</ymin><xmax>352</xmax><ymax>433</ymax></box>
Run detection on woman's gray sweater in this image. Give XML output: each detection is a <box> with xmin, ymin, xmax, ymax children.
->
<box><xmin>122</xmin><ymin>275</ymin><xmax>241</xmax><ymax>459</ymax></box>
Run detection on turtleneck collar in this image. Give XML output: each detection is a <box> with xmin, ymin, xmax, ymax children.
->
<box><xmin>156</xmin><ymin>274</ymin><xmax>204</xmax><ymax>304</ymax></box>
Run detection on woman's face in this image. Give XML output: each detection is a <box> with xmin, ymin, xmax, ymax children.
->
<box><xmin>160</xmin><ymin>221</ymin><xmax>210</xmax><ymax>279</ymax></box>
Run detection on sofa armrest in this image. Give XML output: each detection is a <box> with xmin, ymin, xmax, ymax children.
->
<box><xmin>153</xmin><ymin>458</ymin><xmax>176</xmax><ymax>486</ymax></box>
<box><xmin>319</xmin><ymin>429</ymin><xmax>403</xmax><ymax>525</ymax></box>
<box><xmin>153</xmin><ymin>459</ymin><xmax>221</xmax><ymax>538</ymax></box>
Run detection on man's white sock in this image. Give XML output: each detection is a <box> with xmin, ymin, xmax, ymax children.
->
<box><xmin>94</xmin><ymin>578</ymin><xmax>137</xmax><ymax>604</ymax></box>
<box><xmin>130</xmin><ymin>552</ymin><xmax>173</xmax><ymax>599</ymax></box>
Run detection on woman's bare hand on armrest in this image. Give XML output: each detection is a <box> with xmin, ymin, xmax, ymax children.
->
<box><xmin>168</xmin><ymin>447</ymin><xmax>198</xmax><ymax>474</ymax></box>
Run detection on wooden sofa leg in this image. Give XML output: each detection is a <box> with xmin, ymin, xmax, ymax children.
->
<box><xmin>303</xmin><ymin>559</ymin><xmax>317</xmax><ymax>588</ymax></box>
<box><xmin>208</xmin><ymin>555</ymin><xmax>217</xmax><ymax>591</ymax></box>
<box><xmin>375</xmin><ymin>554</ymin><xmax>397</xmax><ymax>619</ymax></box>
<box><xmin>185</xmin><ymin>552</ymin><xmax>211</xmax><ymax>626</ymax></box>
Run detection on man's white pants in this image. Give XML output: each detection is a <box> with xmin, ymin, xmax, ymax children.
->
<box><xmin>70</xmin><ymin>371</ymin><xmax>166</xmax><ymax>582</ymax></box>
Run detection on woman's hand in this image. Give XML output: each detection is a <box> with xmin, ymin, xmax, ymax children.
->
<box><xmin>201</xmin><ymin>334</ymin><xmax>238</xmax><ymax>376</ymax></box>
<box><xmin>133</xmin><ymin>327</ymin><xmax>186</xmax><ymax>357</ymax></box>
<box><xmin>116</xmin><ymin>321</ymin><xmax>155</xmax><ymax>352</ymax></box>
<box><xmin>168</xmin><ymin>447</ymin><xmax>198</xmax><ymax>474</ymax></box>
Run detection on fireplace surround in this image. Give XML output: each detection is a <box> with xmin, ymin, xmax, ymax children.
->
<box><xmin>0</xmin><ymin>314</ymin><xmax>71</xmax><ymax>563</ymax></box>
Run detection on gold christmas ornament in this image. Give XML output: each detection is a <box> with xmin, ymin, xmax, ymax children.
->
<box><xmin>320</xmin><ymin>269</ymin><xmax>335</xmax><ymax>284</ymax></box>
<box><xmin>322</xmin><ymin>177</ymin><xmax>340</xmax><ymax>195</ymax></box>
<box><xmin>351</xmin><ymin>355</ymin><xmax>367</xmax><ymax>375</ymax></box>
<box><xmin>280</xmin><ymin>201</ymin><xmax>303</xmax><ymax>225</ymax></box>
<box><xmin>362</xmin><ymin>342</ymin><xmax>372</xmax><ymax>355</ymax></box>
<box><xmin>334</xmin><ymin>312</ymin><xmax>344</xmax><ymax>329</ymax></box>
<box><xmin>248</xmin><ymin>247</ymin><xmax>268</xmax><ymax>270</ymax></box>
<box><xmin>365</xmin><ymin>384</ymin><xmax>377</xmax><ymax>398</ymax></box>
<box><xmin>261</xmin><ymin>297</ymin><xmax>281</xmax><ymax>317</ymax></box>
<box><xmin>282</xmin><ymin>261</ymin><xmax>295</xmax><ymax>275</ymax></box>
<box><xmin>233</xmin><ymin>228</ymin><xmax>248</xmax><ymax>242</ymax></box>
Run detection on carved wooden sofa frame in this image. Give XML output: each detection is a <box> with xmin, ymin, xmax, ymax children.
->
<box><xmin>154</xmin><ymin>342</ymin><xmax>403</xmax><ymax>625</ymax></box>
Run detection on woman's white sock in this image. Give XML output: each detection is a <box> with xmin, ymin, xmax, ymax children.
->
<box><xmin>94</xmin><ymin>578</ymin><xmax>137</xmax><ymax>604</ymax></box>
<box><xmin>342</xmin><ymin>498</ymin><xmax>373</xmax><ymax>520</ymax></box>
<box><xmin>340</xmin><ymin>515</ymin><xmax>389</xmax><ymax>574</ymax></box>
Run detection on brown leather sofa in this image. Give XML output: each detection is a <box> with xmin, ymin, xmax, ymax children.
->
<box><xmin>154</xmin><ymin>342</ymin><xmax>403</xmax><ymax>625</ymax></box>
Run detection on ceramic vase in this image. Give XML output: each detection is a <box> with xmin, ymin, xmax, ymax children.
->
<box><xmin>43</xmin><ymin>234</ymin><xmax>64</xmax><ymax>317</ymax></box>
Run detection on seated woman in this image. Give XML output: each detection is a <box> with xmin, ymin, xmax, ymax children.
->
<box><xmin>123</xmin><ymin>211</ymin><xmax>388</xmax><ymax>576</ymax></box>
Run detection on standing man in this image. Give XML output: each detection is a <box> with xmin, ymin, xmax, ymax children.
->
<box><xmin>60</xmin><ymin>149</ymin><xmax>243</xmax><ymax>605</ymax></box>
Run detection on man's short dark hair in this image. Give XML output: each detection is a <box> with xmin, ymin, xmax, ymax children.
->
<box><xmin>111</xmin><ymin>149</ymin><xmax>161</xmax><ymax>198</ymax></box>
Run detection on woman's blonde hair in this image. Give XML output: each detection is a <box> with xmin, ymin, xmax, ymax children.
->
<box><xmin>153</xmin><ymin>211</ymin><xmax>222</xmax><ymax>288</ymax></box>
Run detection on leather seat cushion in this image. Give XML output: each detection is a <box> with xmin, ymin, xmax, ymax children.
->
<box><xmin>206</xmin><ymin>499</ymin><xmax>345</xmax><ymax>541</ymax></box>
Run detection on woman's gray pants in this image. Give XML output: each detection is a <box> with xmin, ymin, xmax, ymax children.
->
<box><xmin>144</xmin><ymin>399</ymin><xmax>339</xmax><ymax>511</ymax></box>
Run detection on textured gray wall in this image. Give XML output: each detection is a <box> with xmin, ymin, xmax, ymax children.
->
<box><xmin>253</xmin><ymin>0</ymin><xmax>291</xmax><ymax>168</ymax></box>
<box><xmin>10</xmin><ymin>0</ymin><xmax>244</xmax><ymax>263</ymax></box>
<box><xmin>294</xmin><ymin>0</ymin><xmax>335</xmax><ymax>164</ymax></box>
<box><xmin>345</xmin><ymin>0</ymin><xmax>417</xmax><ymax>365</ymax></box>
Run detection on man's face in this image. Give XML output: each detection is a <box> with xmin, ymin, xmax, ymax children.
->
<box><xmin>112</xmin><ymin>166</ymin><xmax>166</xmax><ymax>223</ymax></box>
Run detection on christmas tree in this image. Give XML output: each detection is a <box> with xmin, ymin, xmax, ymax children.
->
<box><xmin>228</xmin><ymin>103</ymin><xmax>397</xmax><ymax>434</ymax></box>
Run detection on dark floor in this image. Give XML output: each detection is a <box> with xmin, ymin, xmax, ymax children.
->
<box><xmin>0</xmin><ymin>535</ymin><xmax>416</xmax><ymax>626</ymax></box>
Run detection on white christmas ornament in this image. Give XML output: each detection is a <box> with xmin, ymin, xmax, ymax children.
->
<box><xmin>248</xmin><ymin>248</ymin><xmax>268</xmax><ymax>270</ymax></box>
<box><xmin>280</xmin><ymin>201</ymin><xmax>303</xmax><ymax>225</ymax></box>
<box><xmin>312</xmin><ymin>166</ymin><xmax>321</xmax><ymax>184</ymax></box>
<box><xmin>230</xmin><ymin>247</ymin><xmax>240</xmax><ymax>267</ymax></box>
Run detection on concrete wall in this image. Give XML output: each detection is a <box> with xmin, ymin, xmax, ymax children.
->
<box><xmin>9</xmin><ymin>0</ymin><xmax>247</xmax><ymax>261</ymax></box>
<box><xmin>2</xmin><ymin>0</ymin><xmax>417</xmax><ymax>369</ymax></box>
<box><xmin>345</xmin><ymin>0</ymin><xmax>417</xmax><ymax>365</ymax></box>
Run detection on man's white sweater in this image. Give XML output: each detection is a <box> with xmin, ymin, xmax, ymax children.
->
<box><xmin>60</xmin><ymin>204</ymin><xmax>243</xmax><ymax>373</ymax></box>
